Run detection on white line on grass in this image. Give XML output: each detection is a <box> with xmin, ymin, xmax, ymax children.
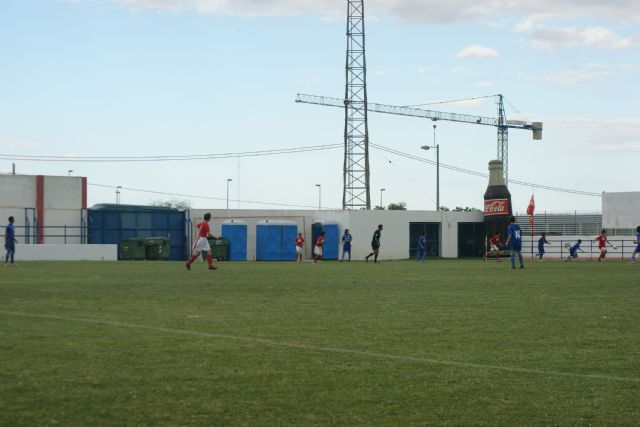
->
<box><xmin>2</xmin><ymin>309</ymin><xmax>638</xmax><ymax>384</ymax></box>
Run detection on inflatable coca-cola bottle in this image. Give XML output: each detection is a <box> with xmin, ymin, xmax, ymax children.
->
<box><xmin>484</xmin><ymin>160</ymin><xmax>512</xmax><ymax>242</ymax></box>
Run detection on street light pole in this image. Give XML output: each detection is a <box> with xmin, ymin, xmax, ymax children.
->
<box><xmin>68</xmin><ymin>170</ymin><xmax>73</xmax><ymax>177</ymax></box>
<box><xmin>380</xmin><ymin>188</ymin><xmax>386</xmax><ymax>209</ymax></box>
<box><xmin>421</xmin><ymin>126</ymin><xmax>440</xmax><ymax>212</ymax></box>
<box><xmin>315</xmin><ymin>184</ymin><xmax>321</xmax><ymax>210</ymax></box>
<box><xmin>434</xmin><ymin>124</ymin><xmax>439</xmax><ymax>211</ymax></box>
<box><xmin>226</xmin><ymin>178</ymin><xmax>233</xmax><ymax>210</ymax></box>
<box><xmin>116</xmin><ymin>186</ymin><xmax>122</xmax><ymax>204</ymax></box>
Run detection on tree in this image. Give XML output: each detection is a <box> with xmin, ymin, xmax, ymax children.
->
<box><xmin>151</xmin><ymin>199</ymin><xmax>192</xmax><ymax>210</ymax></box>
<box><xmin>374</xmin><ymin>205</ymin><xmax>385</xmax><ymax>210</ymax></box>
<box><xmin>387</xmin><ymin>202</ymin><xmax>407</xmax><ymax>210</ymax></box>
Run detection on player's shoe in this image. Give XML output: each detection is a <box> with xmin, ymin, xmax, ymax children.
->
<box><xmin>208</xmin><ymin>265</ymin><xmax>217</xmax><ymax>270</ymax></box>
<box><xmin>520</xmin><ymin>266</ymin><xmax>525</xmax><ymax>269</ymax></box>
<box><xmin>185</xmin><ymin>262</ymin><xmax>191</xmax><ymax>271</ymax></box>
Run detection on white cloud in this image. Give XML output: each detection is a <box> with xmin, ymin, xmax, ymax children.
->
<box><xmin>455</xmin><ymin>45</ymin><xmax>500</xmax><ymax>59</ymax></box>
<box><xmin>522</xmin><ymin>63</ymin><xmax>633</xmax><ymax>85</ymax></box>
<box><xmin>374</xmin><ymin>70</ymin><xmax>386</xmax><ymax>76</ymax></box>
<box><xmin>416</xmin><ymin>66</ymin><xmax>432</xmax><ymax>73</ymax></box>
<box><xmin>547</xmin><ymin>117</ymin><xmax>640</xmax><ymax>152</ymax></box>
<box><xmin>107</xmin><ymin>1</ymin><xmax>640</xmax><ymax>23</ymax></box>
<box><xmin>527</xmin><ymin>26</ymin><xmax>639</xmax><ymax>51</ymax></box>
<box><xmin>449</xmin><ymin>66</ymin><xmax>466</xmax><ymax>74</ymax></box>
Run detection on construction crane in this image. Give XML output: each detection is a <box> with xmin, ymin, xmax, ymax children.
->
<box><xmin>296</xmin><ymin>93</ymin><xmax>543</xmax><ymax>186</ymax></box>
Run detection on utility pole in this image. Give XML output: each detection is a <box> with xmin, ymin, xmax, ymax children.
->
<box><xmin>343</xmin><ymin>0</ymin><xmax>370</xmax><ymax>210</ymax></box>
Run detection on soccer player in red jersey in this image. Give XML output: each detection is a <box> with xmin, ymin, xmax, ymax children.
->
<box><xmin>484</xmin><ymin>232</ymin><xmax>502</xmax><ymax>262</ymax></box>
<box><xmin>295</xmin><ymin>232</ymin><xmax>305</xmax><ymax>263</ymax></box>
<box><xmin>185</xmin><ymin>212</ymin><xmax>217</xmax><ymax>270</ymax></box>
<box><xmin>313</xmin><ymin>231</ymin><xmax>325</xmax><ymax>263</ymax></box>
<box><xmin>594</xmin><ymin>228</ymin><xmax>614</xmax><ymax>262</ymax></box>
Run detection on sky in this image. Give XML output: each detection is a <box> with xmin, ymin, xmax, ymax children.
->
<box><xmin>1</xmin><ymin>0</ymin><xmax>639</xmax><ymax>213</ymax></box>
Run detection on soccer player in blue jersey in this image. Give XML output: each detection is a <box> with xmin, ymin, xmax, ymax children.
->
<box><xmin>505</xmin><ymin>216</ymin><xmax>524</xmax><ymax>269</ymax></box>
<box><xmin>630</xmin><ymin>226</ymin><xmax>640</xmax><ymax>264</ymax></box>
<box><xmin>5</xmin><ymin>216</ymin><xmax>17</xmax><ymax>266</ymax></box>
<box><xmin>537</xmin><ymin>232</ymin><xmax>550</xmax><ymax>261</ymax></box>
<box><xmin>340</xmin><ymin>229</ymin><xmax>353</xmax><ymax>262</ymax></box>
<box><xmin>565</xmin><ymin>239</ymin><xmax>584</xmax><ymax>261</ymax></box>
<box><xmin>416</xmin><ymin>232</ymin><xmax>427</xmax><ymax>263</ymax></box>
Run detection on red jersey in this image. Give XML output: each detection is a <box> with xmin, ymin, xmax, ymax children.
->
<box><xmin>196</xmin><ymin>221</ymin><xmax>211</xmax><ymax>238</ymax></box>
<box><xmin>295</xmin><ymin>237</ymin><xmax>305</xmax><ymax>248</ymax></box>
<box><xmin>315</xmin><ymin>235</ymin><xmax>324</xmax><ymax>247</ymax></box>
<box><xmin>595</xmin><ymin>235</ymin><xmax>607</xmax><ymax>249</ymax></box>
<box><xmin>489</xmin><ymin>235</ymin><xmax>500</xmax><ymax>246</ymax></box>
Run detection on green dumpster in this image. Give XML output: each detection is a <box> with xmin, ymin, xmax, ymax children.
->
<box><xmin>144</xmin><ymin>237</ymin><xmax>170</xmax><ymax>261</ymax></box>
<box><xmin>207</xmin><ymin>237</ymin><xmax>229</xmax><ymax>261</ymax></box>
<box><xmin>118</xmin><ymin>238</ymin><xmax>146</xmax><ymax>260</ymax></box>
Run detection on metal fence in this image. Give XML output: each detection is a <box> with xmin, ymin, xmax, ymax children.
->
<box><xmin>521</xmin><ymin>238</ymin><xmax>638</xmax><ymax>260</ymax></box>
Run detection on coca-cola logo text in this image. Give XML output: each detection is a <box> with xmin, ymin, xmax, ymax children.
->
<box><xmin>484</xmin><ymin>199</ymin><xmax>510</xmax><ymax>216</ymax></box>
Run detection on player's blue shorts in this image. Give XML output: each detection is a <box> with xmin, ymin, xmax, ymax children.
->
<box><xmin>538</xmin><ymin>245</ymin><xmax>545</xmax><ymax>254</ymax></box>
<box><xmin>510</xmin><ymin>243</ymin><xmax>522</xmax><ymax>252</ymax></box>
<box><xmin>569</xmin><ymin>250</ymin><xmax>578</xmax><ymax>258</ymax></box>
<box><xmin>635</xmin><ymin>244</ymin><xmax>640</xmax><ymax>253</ymax></box>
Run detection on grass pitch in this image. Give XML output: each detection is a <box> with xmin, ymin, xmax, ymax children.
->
<box><xmin>1</xmin><ymin>259</ymin><xmax>639</xmax><ymax>425</ymax></box>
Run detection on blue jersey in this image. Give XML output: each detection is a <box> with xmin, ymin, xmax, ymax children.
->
<box><xmin>570</xmin><ymin>243</ymin><xmax>581</xmax><ymax>254</ymax></box>
<box><xmin>538</xmin><ymin>236</ymin><xmax>549</xmax><ymax>246</ymax></box>
<box><xmin>342</xmin><ymin>233</ymin><xmax>352</xmax><ymax>248</ymax></box>
<box><xmin>417</xmin><ymin>235</ymin><xmax>426</xmax><ymax>250</ymax></box>
<box><xmin>5</xmin><ymin>223</ymin><xmax>15</xmax><ymax>245</ymax></box>
<box><xmin>507</xmin><ymin>223</ymin><xmax>522</xmax><ymax>249</ymax></box>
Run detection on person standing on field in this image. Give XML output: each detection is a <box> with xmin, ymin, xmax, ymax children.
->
<box><xmin>295</xmin><ymin>232</ymin><xmax>305</xmax><ymax>263</ymax></box>
<box><xmin>185</xmin><ymin>213</ymin><xmax>217</xmax><ymax>271</ymax></box>
<box><xmin>484</xmin><ymin>232</ymin><xmax>502</xmax><ymax>262</ymax></box>
<box><xmin>594</xmin><ymin>229</ymin><xmax>615</xmax><ymax>262</ymax></box>
<box><xmin>630</xmin><ymin>226</ymin><xmax>640</xmax><ymax>264</ymax></box>
<box><xmin>5</xmin><ymin>216</ymin><xmax>17</xmax><ymax>266</ymax></box>
<box><xmin>313</xmin><ymin>231</ymin><xmax>325</xmax><ymax>263</ymax></box>
<box><xmin>537</xmin><ymin>232</ymin><xmax>550</xmax><ymax>261</ymax></box>
<box><xmin>340</xmin><ymin>229</ymin><xmax>353</xmax><ymax>262</ymax></box>
<box><xmin>505</xmin><ymin>216</ymin><xmax>524</xmax><ymax>269</ymax></box>
<box><xmin>365</xmin><ymin>224</ymin><xmax>383</xmax><ymax>263</ymax></box>
<box><xmin>416</xmin><ymin>232</ymin><xmax>427</xmax><ymax>263</ymax></box>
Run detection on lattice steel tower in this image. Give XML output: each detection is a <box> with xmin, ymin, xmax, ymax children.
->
<box><xmin>343</xmin><ymin>0</ymin><xmax>371</xmax><ymax>209</ymax></box>
<box><xmin>496</xmin><ymin>94</ymin><xmax>509</xmax><ymax>184</ymax></box>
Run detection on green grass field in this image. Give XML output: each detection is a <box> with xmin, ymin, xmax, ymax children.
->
<box><xmin>1</xmin><ymin>259</ymin><xmax>639</xmax><ymax>426</ymax></box>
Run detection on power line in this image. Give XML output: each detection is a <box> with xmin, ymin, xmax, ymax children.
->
<box><xmin>370</xmin><ymin>143</ymin><xmax>601</xmax><ymax>197</ymax></box>
<box><xmin>0</xmin><ymin>144</ymin><xmax>343</xmax><ymax>163</ymax></box>
<box><xmin>5</xmin><ymin>142</ymin><xmax>600</xmax><ymax>198</ymax></box>
<box><xmin>88</xmin><ymin>183</ymin><xmax>341</xmax><ymax>210</ymax></box>
<box><xmin>401</xmin><ymin>94</ymin><xmax>498</xmax><ymax>109</ymax></box>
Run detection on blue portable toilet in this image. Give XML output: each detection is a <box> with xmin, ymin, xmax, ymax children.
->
<box><xmin>312</xmin><ymin>220</ymin><xmax>339</xmax><ymax>260</ymax></box>
<box><xmin>256</xmin><ymin>220</ymin><xmax>282</xmax><ymax>261</ymax></box>
<box><xmin>281</xmin><ymin>220</ymin><xmax>298</xmax><ymax>261</ymax></box>
<box><xmin>221</xmin><ymin>220</ymin><xmax>247</xmax><ymax>261</ymax></box>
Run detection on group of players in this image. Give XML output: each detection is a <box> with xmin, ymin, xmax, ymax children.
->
<box><xmin>295</xmin><ymin>224</ymin><xmax>384</xmax><ymax>264</ymax></box>
<box><xmin>485</xmin><ymin>224</ymin><xmax>640</xmax><ymax>265</ymax></box>
<box><xmin>184</xmin><ymin>213</ymin><xmax>640</xmax><ymax>271</ymax></box>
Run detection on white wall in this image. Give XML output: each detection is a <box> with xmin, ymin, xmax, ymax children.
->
<box><xmin>16</xmin><ymin>244</ymin><xmax>117</xmax><ymax>261</ymax></box>
<box><xmin>602</xmin><ymin>192</ymin><xmax>640</xmax><ymax>230</ymax></box>
<box><xmin>0</xmin><ymin>175</ymin><xmax>36</xmax><ymax>208</ymax></box>
<box><xmin>191</xmin><ymin>209</ymin><xmax>483</xmax><ymax>260</ymax></box>
<box><xmin>0</xmin><ymin>175</ymin><xmax>85</xmax><ymax>244</ymax></box>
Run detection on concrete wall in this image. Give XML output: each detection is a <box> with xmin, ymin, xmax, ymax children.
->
<box><xmin>15</xmin><ymin>244</ymin><xmax>117</xmax><ymax>261</ymax></box>
<box><xmin>191</xmin><ymin>209</ymin><xmax>483</xmax><ymax>260</ymax></box>
<box><xmin>0</xmin><ymin>175</ymin><xmax>86</xmax><ymax>244</ymax></box>
<box><xmin>602</xmin><ymin>192</ymin><xmax>640</xmax><ymax>230</ymax></box>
